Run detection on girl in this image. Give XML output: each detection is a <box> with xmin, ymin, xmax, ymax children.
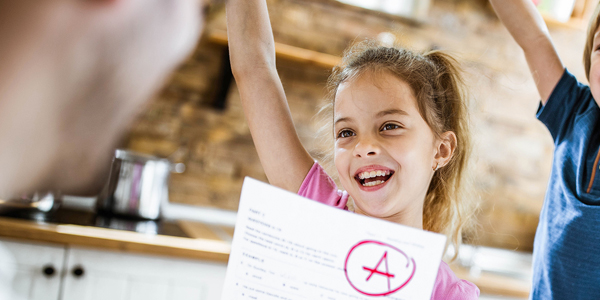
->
<box><xmin>226</xmin><ymin>0</ymin><xmax>479</xmax><ymax>298</ymax></box>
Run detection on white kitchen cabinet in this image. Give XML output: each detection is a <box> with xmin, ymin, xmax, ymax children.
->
<box><xmin>0</xmin><ymin>238</ymin><xmax>66</xmax><ymax>300</ymax></box>
<box><xmin>0</xmin><ymin>238</ymin><xmax>227</xmax><ymax>300</ymax></box>
<box><xmin>61</xmin><ymin>246</ymin><xmax>227</xmax><ymax>300</ymax></box>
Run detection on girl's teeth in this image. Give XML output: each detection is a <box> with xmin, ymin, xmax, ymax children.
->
<box><xmin>363</xmin><ymin>180</ymin><xmax>384</xmax><ymax>187</ymax></box>
<box><xmin>358</xmin><ymin>170</ymin><xmax>390</xmax><ymax>179</ymax></box>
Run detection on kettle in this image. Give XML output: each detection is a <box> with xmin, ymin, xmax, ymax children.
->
<box><xmin>96</xmin><ymin>149</ymin><xmax>184</xmax><ymax>220</ymax></box>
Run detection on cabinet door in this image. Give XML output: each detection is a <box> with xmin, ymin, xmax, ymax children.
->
<box><xmin>0</xmin><ymin>238</ymin><xmax>66</xmax><ymax>300</ymax></box>
<box><xmin>61</xmin><ymin>247</ymin><xmax>227</xmax><ymax>300</ymax></box>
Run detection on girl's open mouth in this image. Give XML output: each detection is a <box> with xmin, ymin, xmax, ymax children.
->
<box><xmin>355</xmin><ymin>169</ymin><xmax>394</xmax><ymax>188</ymax></box>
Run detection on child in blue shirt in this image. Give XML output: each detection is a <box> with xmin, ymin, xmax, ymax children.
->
<box><xmin>490</xmin><ymin>0</ymin><xmax>600</xmax><ymax>299</ymax></box>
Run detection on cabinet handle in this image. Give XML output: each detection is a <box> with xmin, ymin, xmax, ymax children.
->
<box><xmin>72</xmin><ymin>265</ymin><xmax>85</xmax><ymax>278</ymax></box>
<box><xmin>42</xmin><ymin>265</ymin><xmax>55</xmax><ymax>277</ymax></box>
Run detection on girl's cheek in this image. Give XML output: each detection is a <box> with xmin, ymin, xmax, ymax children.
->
<box><xmin>590</xmin><ymin>63</ymin><xmax>600</xmax><ymax>91</ymax></box>
<box><xmin>335</xmin><ymin>138</ymin><xmax>353</xmax><ymax>150</ymax></box>
<box><xmin>334</xmin><ymin>147</ymin><xmax>352</xmax><ymax>168</ymax></box>
<box><xmin>334</xmin><ymin>146</ymin><xmax>348</xmax><ymax>158</ymax></box>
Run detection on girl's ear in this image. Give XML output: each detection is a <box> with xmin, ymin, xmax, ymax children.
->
<box><xmin>434</xmin><ymin>131</ymin><xmax>457</xmax><ymax>169</ymax></box>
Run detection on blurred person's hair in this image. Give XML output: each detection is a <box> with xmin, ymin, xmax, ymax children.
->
<box><xmin>583</xmin><ymin>2</ymin><xmax>600</xmax><ymax>80</ymax></box>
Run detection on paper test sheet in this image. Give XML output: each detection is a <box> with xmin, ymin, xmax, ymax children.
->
<box><xmin>221</xmin><ymin>177</ymin><xmax>447</xmax><ymax>300</ymax></box>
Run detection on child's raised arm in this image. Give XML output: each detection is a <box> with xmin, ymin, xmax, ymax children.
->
<box><xmin>489</xmin><ymin>0</ymin><xmax>564</xmax><ymax>103</ymax></box>
<box><xmin>226</xmin><ymin>0</ymin><xmax>314</xmax><ymax>192</ymax></box>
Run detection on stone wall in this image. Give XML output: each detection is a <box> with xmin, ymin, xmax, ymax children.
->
<box><xmin>124</xmin><ymin>0</ymin><xmax>589</xmax><ymax>251</ymax></box>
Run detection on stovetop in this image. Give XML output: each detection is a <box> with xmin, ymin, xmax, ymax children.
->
<box><xmin>0</xmin><ymin>208</ymin><xmax>189</xmax><ymax>238</ymax></box>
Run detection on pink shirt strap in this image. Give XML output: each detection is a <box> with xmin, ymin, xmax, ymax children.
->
<box><xmin>298</xmin><ymin>162</ymin><xmax>349</xmax><ymax>210</ymax></box>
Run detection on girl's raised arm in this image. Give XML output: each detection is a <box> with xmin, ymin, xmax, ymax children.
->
<box><xmin>226</xmin><ymin>0</ymin><xmax>314</xmax><ymax>192</ymax></box>
<box><xmin>489</xmin><ymin>0</ymin><xmax>564</xmax><ymax>103</ymax></box>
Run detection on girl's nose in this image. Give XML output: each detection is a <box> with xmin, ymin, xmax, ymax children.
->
<box><xmin>353</xmin><ymin>137</ymin><xmax>380</xmax><ymax>158</ymax></box>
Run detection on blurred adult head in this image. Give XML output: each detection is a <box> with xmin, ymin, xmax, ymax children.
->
<box><xmin>0</xmin><ymin>0</ymin><xmax>210</xmax><ymax>197</ymax></box>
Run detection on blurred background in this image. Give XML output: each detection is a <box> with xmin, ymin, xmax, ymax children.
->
<box><xmin>1</xmin><ymin>0</ymin><xmax>596</xmax><ymax>299</ymax></box>
<box><xmin>126</xmin><ymin>0</ymin><xmax>590</xmax><ymax>251</ymax></box>
<box><xmin>122</xmin><ymin>0</ymin><xmax>593</xmax><ymax>297</ymax></box>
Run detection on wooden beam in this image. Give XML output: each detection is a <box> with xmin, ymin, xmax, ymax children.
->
<box><xmin>207</xmin><ymin>30</ymin><xmax>341</xmax><ymax>70</ymax></box>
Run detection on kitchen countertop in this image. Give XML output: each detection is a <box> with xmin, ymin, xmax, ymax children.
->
<box><xmin>0</xmin><ymin>209</ymin><xmax>530</xmax><ymax>298</ymax></box>
<box><xmin>0</xmin><ymin>208</ymin><xmax>232</xmax><ymax>262</ymax></box>
<box><xmin>450</xmin><ymin>262</ymin><xmax>530</xmax><ymax>298</ymax></box>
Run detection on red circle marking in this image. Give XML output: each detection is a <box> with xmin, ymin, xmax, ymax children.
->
<box><xmin>344</xmin><ymin>240</ymin><xmax>416</xmax><ymax>297</ymax></box>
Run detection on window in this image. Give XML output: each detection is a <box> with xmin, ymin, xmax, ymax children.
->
<box><xmin>336</xmin><ymin>0</ymin><xmax>431</xmax><ymax>19</ymax></box>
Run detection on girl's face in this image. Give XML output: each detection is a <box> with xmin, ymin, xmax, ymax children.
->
<box><xmin>333</xmin><ymin>71</ymin><xmax>451</xmax><ymax>228</ymax></box>
<box><xmin>589</xmin><ymin>26</ymin><xmax>600</xmax><ymax>107</ymax></box>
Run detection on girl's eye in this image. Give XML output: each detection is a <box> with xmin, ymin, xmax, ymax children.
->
<box><xmin>337</xmin><ymin>129</ymin><xmax>355</xmax><ymax>138</ymax></box>
<box><xmin>381</xmin><ymin>123</ymin><xmax>401</xmax><ymax>131</ymax></box>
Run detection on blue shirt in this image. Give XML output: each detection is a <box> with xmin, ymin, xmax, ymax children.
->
<box><xmin>533</xmin><ymin>69</ymin><xmax>600</xmax><ymax>299</ymax></box>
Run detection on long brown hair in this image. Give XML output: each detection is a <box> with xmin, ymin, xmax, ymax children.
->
<box><xmin>583</xmin><ymin>2</ymin><xmax>600</xmax><ymax>80</ymax></box>
<box><xmin>323</xmin><ymin>40</ymin><xmax>475</xmax><ymax>257</ymax></box>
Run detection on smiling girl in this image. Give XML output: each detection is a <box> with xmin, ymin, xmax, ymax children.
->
<box><xmin>226</xmin><ymin>0</ymin><xmax>478</xmax><ymax>298</ymax></box>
